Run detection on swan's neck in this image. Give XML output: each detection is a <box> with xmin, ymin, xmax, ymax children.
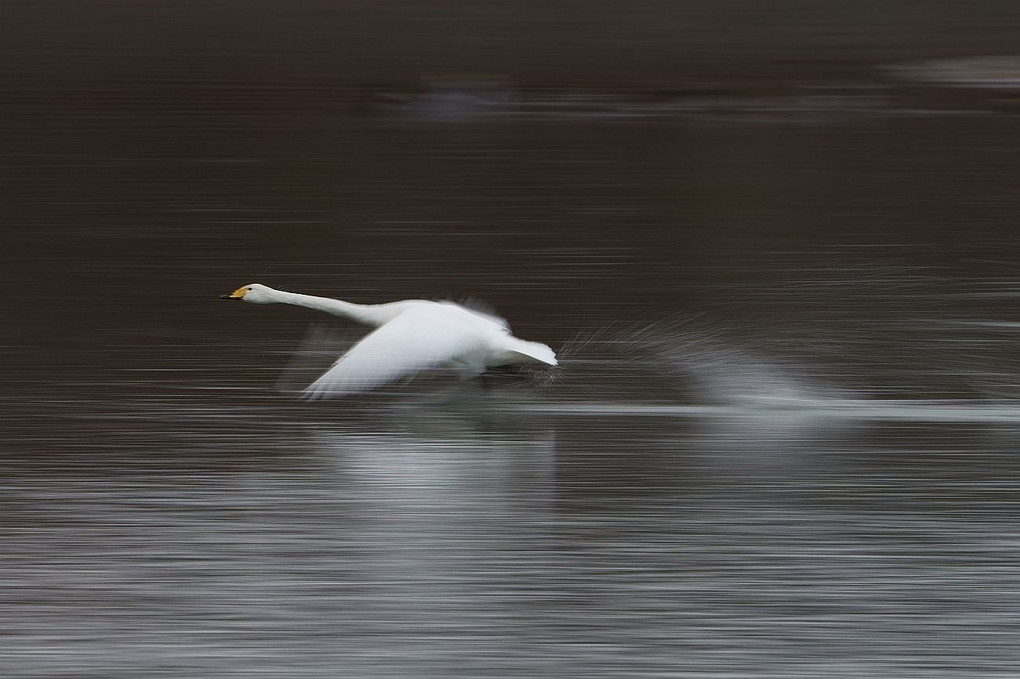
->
<box><xmin>269</xmin><ymin>290</ymin><xmax>389</xmax><ymax>327</ymax></box>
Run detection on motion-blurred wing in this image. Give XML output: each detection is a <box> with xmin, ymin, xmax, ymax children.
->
<box><xmin>440</xmin><ymin>298</ymin><xmax>510</xmax><ymax>332</ymax></box>
<box><xmin>302</xmin><ymin>312</ymin><xmax>484</xmax><ymax>399</ymax></box>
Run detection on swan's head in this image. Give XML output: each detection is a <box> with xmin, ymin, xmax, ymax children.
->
<box><xmin>221</xmin><ymin>283</ymin><xmax>277</xmax><ymax>304</ymax></box>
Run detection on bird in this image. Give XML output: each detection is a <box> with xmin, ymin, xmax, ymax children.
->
<box><xmin>221</xmin><ymin>283</ymin><xmax>558</xmax><ymax>399</ymax></box>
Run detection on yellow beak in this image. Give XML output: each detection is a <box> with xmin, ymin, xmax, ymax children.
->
<box><xmin>221</xmin><ymin>286</ymin><xmax>248</xmax><ymax>300</ymax></box>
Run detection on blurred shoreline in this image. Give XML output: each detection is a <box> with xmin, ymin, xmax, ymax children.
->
<box><xmin>5</xmin><ymin>60</ymin><xmax>1020</xmax><ymax>120</ymax></box>
<box><xmin>4</xmin><ymin>2</ymin><xmax>1020</xmax><ymax>119</ymax></box>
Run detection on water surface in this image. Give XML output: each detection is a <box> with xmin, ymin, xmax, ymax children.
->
<box><xmin>3</xmin><ymin>103</ymin><xmax>1020</xmax><ymax>677</ymax></box>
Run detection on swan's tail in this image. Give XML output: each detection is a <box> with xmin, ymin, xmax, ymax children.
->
<box><xmin>507</xmin><ymin>339</ymin><xmax>558</xmax><ymax>367</ymax></box>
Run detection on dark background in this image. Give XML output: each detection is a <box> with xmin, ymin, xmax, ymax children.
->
<box><xmin>4</xmin><ymin>4</ymin><xmax>1020</xmax><ymax>678</ymax></box>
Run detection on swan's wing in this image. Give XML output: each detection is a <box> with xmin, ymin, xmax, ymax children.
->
<box><xmin>302</xmin><ymin>312</ymin><xmax>484</xmax><ymax>399</ymax></box>
<box><xmin>440</xmin><ymin>298</ymin><xmax>510</xmax><ymax>332</ymax></box>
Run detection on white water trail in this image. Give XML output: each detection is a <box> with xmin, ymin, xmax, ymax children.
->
<box><xmin>556</xmin><ymin>316</ymin><xmax>854</xmax><ymax>406</ymax></box>
<box><xmin>548</xmin><ymin>316</ymin><xmax>1020</xmax><ymax>423</ymax></box>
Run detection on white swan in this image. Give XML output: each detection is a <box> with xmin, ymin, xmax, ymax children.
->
<box><xmin>221</xmin><ymin>283</ymin><xmax>557</xmax><ymax>399</ymax></box>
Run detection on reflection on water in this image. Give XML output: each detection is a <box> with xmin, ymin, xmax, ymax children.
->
<box><xmin>4</xmin><ymin>406</ymin><xmax>1020</xmax><ymax>678</ymax></box>
<box><xmin>4</xmin><ymin>98</ymin><xmax>1020</xmax><ymax>676</ymax></box>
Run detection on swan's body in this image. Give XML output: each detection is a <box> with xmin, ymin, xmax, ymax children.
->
<box><xmin>222</xmin><ymin>283</ymin><xmax>557</xmax><ymax>399</ymax></box>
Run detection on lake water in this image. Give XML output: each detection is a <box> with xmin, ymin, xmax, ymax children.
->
<box><xmin>3</xmin><ymin>100</ymin><xmax>1020</xmax><ymax>677</ymax></box>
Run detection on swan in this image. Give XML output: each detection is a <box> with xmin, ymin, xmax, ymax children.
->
<box><xmin>221</xmin><ymin>283</ymin><xmax>558</xmax><ymax>399</ymax></box>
